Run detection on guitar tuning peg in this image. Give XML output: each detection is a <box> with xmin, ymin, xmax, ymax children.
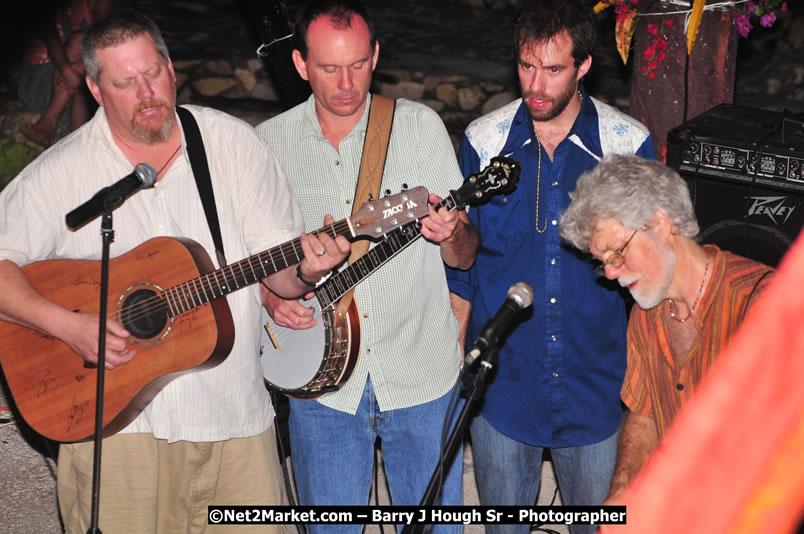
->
<box><xmin>384</xmin><ymin>189</ymin><xmax>392</xmax><ymax>196</ymax></box>
<box><xmin>368</xmin><ymin>193</ymin><xmax>375</xmax><ymax>201</ymax></box>
<box><xmin>401</xmin><ymin>183</ymin><xmax>408</xmax><ymax>190</ymax></box>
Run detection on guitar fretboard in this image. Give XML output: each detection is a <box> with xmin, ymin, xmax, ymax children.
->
<box><xmin>161</xmin><ymin>220</ymin><xmax>350</xmax><ymax>316</ymax></box>
<box><xmin>316</xmin><ymin>221</ymin><xmax>423</xmax><ymax>310</ymax></box>
<box><xmin>315</xmin><ymin>195</ymin><xmax>456</xmax><ymax>310</ymax></box>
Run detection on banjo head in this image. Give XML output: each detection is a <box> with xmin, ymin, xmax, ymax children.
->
<box><xmin>260</xmin><ymin>297</ymin><xmax>358</xmax><ymax>398</ymax></box>
<box><xmin>260</xmin><ymin>299</ymin><xmax>331</xmax><ymax>391</ymax></box>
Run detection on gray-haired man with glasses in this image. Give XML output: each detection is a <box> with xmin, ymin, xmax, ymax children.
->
<box><xmin>592</xmin><ymin>228</ymin><xmax>638</xmax><ymax>275</ymax></box>
<box><xmin>560</xmin><ymin>154</ymin><xmax>774</xmax><ymax>504</ymax></box>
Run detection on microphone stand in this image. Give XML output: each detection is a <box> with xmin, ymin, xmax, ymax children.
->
<box><xmin>86</xmin><ymin>211</ymin><xmax>115</xmax><ymax>534</ymax></box>
<box><xmin>401</xmin><ymin>342</ymin><xmax>500</xmax><ymax>534</ymax></box>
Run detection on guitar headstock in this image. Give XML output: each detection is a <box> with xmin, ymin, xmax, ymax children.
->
<box><xmin>450</xmin><ymin>156</ymin><xmax>521</xmax><ymax>208</ymax></box>
<box><xmin>350</xmin><ymin>186</ymin><xmax>430</xmax><ymax>239</ymax></box>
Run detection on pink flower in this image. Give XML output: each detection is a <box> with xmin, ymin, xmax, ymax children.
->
<box><xmin>657</xmin><ymin>39</ymin><xmax>668</xmax><ymax>50</ymax></box>
<box><xmin>732</xmin><ymin>12</ymin><xmax>752</xmax><ymax>38</ymax></box>
<box><xmin>649</xmin><ymin>60</ymin><xmax>658</xmax><ymax>70</ymax></box>
<box><xmin>782</xmin><ymin>2</ymin><xmax>788</xmax><ymax>12</ymax></box>
<box><xmin>657</xmin><ymin>50</ymin><xmax>666</xmax><ymax>61</ymax></box>
<box><xmin>745</xmin><ymin>1</ymin><xmax>756</xmax><ymax>14</ymax></box>
<box><xmin>760</xmin><ymin>12</ymin><xmax>776</xmax><ymax>27</ymax></box>
<box><xmin>664</xmin><ymin>18</ymin><xmax>674</xmax><ymax>29</ymax></box>
<box><xmin>649</xmin><ymin>71</ymin><xmax>656</xmax><ymax>79</ymax></box>
<box><xmin>647</xmin><ymin>23</ymin><xmax>658</xmax><ymax>36</ymax></box>
<box><xmin>642</xmin><ymin>65</ymin><xmax>648</xmax><ymax>75</ymax></box>
<box><xmin>630</xmin><ymin>0</ymin><xmax>639</xmax><ymax>5</ymax></box>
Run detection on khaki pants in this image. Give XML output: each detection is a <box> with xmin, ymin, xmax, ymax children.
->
<box><xmin>58</xmin><ymin>426</ymin><xmax>286</xmax><ymax>534</ymax></box>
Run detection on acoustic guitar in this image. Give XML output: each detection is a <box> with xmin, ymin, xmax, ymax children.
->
<box><xmin>0</xmin><ymin>189</ymin><xmax>428</xmax><ymax>442</ymax></box>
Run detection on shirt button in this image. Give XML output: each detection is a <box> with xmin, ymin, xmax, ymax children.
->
<box><xmin>502</xmin><ymin>197</ymin><xmax>508</xmax><ymax>204</ymax></box>
<box><xmin>346</xmin><ymin>199</ymin><xmax>352</xmax><ymax>205</ymax></box>
<box><xmin>366</xmin><ymin>348</ymin><xmax>371</xmax><ymax>355</ymax></box>
<box><xmin>334</xmin><ymin>160</ymin><xmax>340</xmax><ymax>166</ymax></box>
<box><xmin>552</xmin><ymin>372</ymin><xmax>559</xmax><ymax>378</ymax></box>
<box><xmin>551</xmin><ymin>219</ymin><xmax>558</xmax><ymax>226</ymax></box>
<box><xmin>551</xmin><ymin>335</ymin><xmax>557</xmax><ymax>341</ymax></box>
<box><xmin>550</xmin><ymin>297</ymin><xmax>557</xmax><ymax>304</ymax></box>
<box><xmin>551</xmin><ymin>181</ymin><xmax>558</xmax><ymax>187</ymax></box>
<box><xmin>550</xmin><ymin>258</ymin><xmax>557</xmax><ymax>265</ymax></box>
<box><xmin>676</xmin><ymin>383</ymin><xmax>684</xmax><ymax>391</ymax></box>
<box><xmin>363</xmin><ymin>312</ymin><xmax>369</xmax><ymax>318</ymax></box>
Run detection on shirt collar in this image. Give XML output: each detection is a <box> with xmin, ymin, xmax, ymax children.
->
<box><xmin>513</xmin><ymin>83</ymin><xmax>596</xmax><ymax>151</ymax></box>
<box><xmin>568</xmin><ymin>83</ymin><xmax>595</xmax><ymax>142</ymax></box>
<box><xmin>695</xmin><ymin>243</ymin><xmax>725</xmax><ymax>327</ymax></box>
<box><xmin>299</xmin><ymin>92</ymin><xmax>372</xmax><ymax>143</ymax></box>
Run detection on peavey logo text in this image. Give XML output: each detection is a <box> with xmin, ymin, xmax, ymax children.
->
<box><xmin>747</xmin><ymin>196</ymin><xmax>797</xmax><ymax>225</ymax></box>
<box><xmin>383</xmin><ymin>198</ymin><xmax>419</xmax><ymax>219</ymax></box>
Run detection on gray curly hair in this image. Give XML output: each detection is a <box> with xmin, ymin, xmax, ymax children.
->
<box><xmin>559</xmin><ymin>154</ymin><xmax>699</xmax><ymax>252</ymax></box>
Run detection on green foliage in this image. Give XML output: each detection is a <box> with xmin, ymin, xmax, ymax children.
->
<box><xmin>0</xmin><ymin>136</ymin><xmax>40</xmax><ymax>192</ymax></box>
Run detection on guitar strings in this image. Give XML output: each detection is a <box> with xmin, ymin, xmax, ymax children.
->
<box><xmin>117</xmin><ymin>179</ymin><xmax>495</xmax><ymax>325</ymax></box>
<box><xmin>112</xmin><ymin>221</ymin><xmax>351</xmax><ymax>326</ymax></box>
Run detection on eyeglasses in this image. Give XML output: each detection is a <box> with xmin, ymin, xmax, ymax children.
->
<box><xmin>593</xmin><ymin>229</ymin><xmax>638</xmax><ymax>275</ymax></box>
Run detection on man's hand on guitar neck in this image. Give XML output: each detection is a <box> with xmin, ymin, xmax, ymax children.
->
<box><xmin>420</xmin><ymin>193</ymin><xmax>479</xmax><ymax>270</ymax></box>
<box><xmin>261</xmin><ymin>285</ymin><xmax>318</xmax><ymax>330</ymax></box>
<box><xmin>262</xmin><ymin>215</ymin><xmax>350</xmax><ymax>299</ymax></box>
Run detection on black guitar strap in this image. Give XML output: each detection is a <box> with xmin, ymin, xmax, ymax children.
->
<box><xmin>176</xmin><ymin>106</ymin><xmax>227</xmax><ymax>267</ymax></box>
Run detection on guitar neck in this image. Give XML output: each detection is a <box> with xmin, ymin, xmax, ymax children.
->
<box><xmin>162</xmin><ymin>219</ymin><xmax>352</xmax><ymax>317</ymax></box>
<box><xmin>315</xmin><ymin>194</ymin><xmax>459</xmax><ymax>309</ymax></box>
<box><xmin>316</xmin><ymin>222</ymin><xmax>423</xmax><ymax>309</ymax></box>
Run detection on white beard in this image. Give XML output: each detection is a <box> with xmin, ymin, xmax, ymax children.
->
<box><xmin>620</xmin><ymin>243</ymin><xmax>677</xmax><ymax>310</ymax></box>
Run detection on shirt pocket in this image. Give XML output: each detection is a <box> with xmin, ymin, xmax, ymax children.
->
<box><xmin>474</xmin><ymin>192</ymin><xmax>529</xmax><ymax>259</ymax></box>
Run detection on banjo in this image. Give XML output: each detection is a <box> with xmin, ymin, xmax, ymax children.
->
<box><xmin>260</xmin><ymin>156</ymin><xmax>521</xmax><ymax>399</ymax></box>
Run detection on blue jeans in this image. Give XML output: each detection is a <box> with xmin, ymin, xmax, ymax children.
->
<box><xmin>289</xmin><ymin>378</ymin><xmax>464</xmax><ymax>534</ymax></box>
<box><xmin>470</xmin><ymin>414</ymin><xmax>619</xmax><ymax>534</ymax></box>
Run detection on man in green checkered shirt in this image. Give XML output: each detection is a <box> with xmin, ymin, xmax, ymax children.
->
<box><xmin>256</xmin><ymin>0</ymin><xmax>478</xmax><ymax>529</ymax></box>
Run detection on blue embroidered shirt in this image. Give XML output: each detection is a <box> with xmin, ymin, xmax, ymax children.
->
<box><xmin>447</xmin><ymin>86</ymin><xmax>655</xmax><ymax>446</ymax></box>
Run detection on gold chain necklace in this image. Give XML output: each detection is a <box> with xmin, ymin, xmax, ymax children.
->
<box><xmin>534</xmin><ymin>135</ymin><xmax>547</xmax><ymax>233</ymax></box>
<box><xmin>533</xmin><ymin>91</ymin><xmax>583</xmax><ymax>234</ymax></box>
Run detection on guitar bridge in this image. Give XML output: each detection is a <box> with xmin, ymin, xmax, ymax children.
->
<box><xmin>263</xmin><ymin>322</ymin><xmax>282</xmax><ymax>351</ymax></box>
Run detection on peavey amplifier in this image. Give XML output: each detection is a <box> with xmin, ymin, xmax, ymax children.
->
<box><xmin>667</xmin><ymin>104</ymin><xmax>804</xmax><ymax>267</ymax></box>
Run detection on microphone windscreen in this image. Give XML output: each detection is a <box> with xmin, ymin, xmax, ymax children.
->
<box><xmin>134</xmin><ymin>163</ymin><xmax>157</xmax><ymax>188</ymax></box>
<box><xmin>508</xmin><ymin>282</ymin><xmax>534</xmax><ymax>308</ymax></box>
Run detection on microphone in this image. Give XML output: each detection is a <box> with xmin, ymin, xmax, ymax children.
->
<box><xmin>466</xmin><ymin>282</ymin><xmax>534</xmax><ymax>364</ymax></box>
<box><xmin>66</xmin><ymin>163</ymin><xmax>157</xmax><ymax>230</ymax></box>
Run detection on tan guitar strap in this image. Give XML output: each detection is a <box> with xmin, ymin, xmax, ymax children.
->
<box><xmin>334</xmin><ymin>94</ymin><xmax>396</xmax><ymax>321</ymax></box>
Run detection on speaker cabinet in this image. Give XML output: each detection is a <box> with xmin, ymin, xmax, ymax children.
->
<box><xmin>683</xmin><ymin>172</ymin><xmax>803</xmax><ymax>267</ymax></box>
<box><xmin>668</xmin><ymin>104</ymin><xmax>804</xmax><ymax>267</ymax></box>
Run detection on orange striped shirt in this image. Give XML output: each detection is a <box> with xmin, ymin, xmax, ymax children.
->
<box><xmin>621</xmin><ymin>245</ymin><xmax>774</xmax><ymax>439</ymax></box>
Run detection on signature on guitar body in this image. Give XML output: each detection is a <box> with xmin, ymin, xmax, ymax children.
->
<box><xmin>0</xmin><ymin>190</ymin><xmax>426</xmax><ymax>443</ymax></box>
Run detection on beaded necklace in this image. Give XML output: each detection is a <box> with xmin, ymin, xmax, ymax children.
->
<box><xmin>667</xmin><ymin>250</ymin><xmax>710</xmax><ymax>324</ymax></box>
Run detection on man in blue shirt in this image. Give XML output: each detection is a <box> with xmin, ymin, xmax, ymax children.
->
<box><xmin>447</xmin><ymin>1</ymin><xmax>654</xmax><ymax>532</ymax></box>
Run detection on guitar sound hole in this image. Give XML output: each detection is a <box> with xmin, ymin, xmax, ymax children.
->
<box><xmin>121</xmin><ymin>289</ymin><xmax>168</xmax><ymax>339</ymax></box>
